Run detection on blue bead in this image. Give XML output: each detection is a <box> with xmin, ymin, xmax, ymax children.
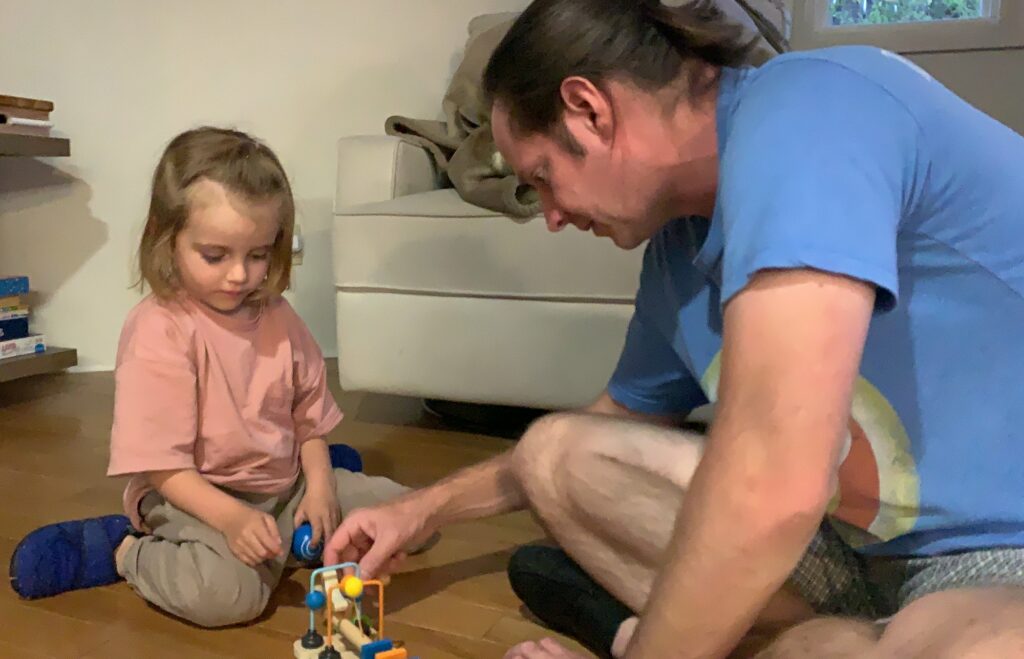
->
<box><xmin>305</xmin><ymin>590</ymin><xmax>327</xmax><ymax>610</ymax></box>
<box><xmin>291</xmin><ymin>522</ymin><xmax>321</xmax><ymax>561</ymax></box>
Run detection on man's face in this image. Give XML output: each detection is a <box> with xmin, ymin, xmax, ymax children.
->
<box><xmin>491</xmin><ymin>103</ymin><xmax>669</xmax><ymax>250</ymax></box>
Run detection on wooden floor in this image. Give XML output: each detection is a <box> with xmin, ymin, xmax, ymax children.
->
<box><xmin>0</xmin><ymin>364</ymin><xmax>592</xmax><ymax>658</ymax></box>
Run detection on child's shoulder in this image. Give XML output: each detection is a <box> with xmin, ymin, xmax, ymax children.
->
<box><xmin>263</xmin><ymin>295</ymin><xmax>307</xmax><ymax>330</ymax></box>
<box><xmin>119</xmin><ymin>294</ymin><xmax>197</xmax><ymax>346</ymax></box>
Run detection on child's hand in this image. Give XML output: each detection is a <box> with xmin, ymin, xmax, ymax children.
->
<box><xmin>222</xmin><ymin>506</ymin><xmax>283</xmax><ymax>566</ymax></box>
<box><xmin>293</xmin><ymin>482</ymin><xmax>341</xmax><ymax>548</ymax></box>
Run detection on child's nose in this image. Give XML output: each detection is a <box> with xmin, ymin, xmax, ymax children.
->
<box><xmin>227</xmin><ymin>261</ymin><xmax>248</xmax><ymax>283</ymax></box>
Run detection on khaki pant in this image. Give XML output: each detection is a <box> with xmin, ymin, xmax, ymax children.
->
<box><xmin>118</xmin><ymin>469</ymin><xmax>409</xmax><ymax>628</ymax></box>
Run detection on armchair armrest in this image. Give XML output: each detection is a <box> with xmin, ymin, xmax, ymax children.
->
<box><xmin>334</xmin><ymin>135</ymin><xmax>440</xmax><ymax>211</ymax></box>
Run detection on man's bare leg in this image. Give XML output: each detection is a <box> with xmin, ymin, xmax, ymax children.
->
<box><xmin>511</xmin><ymin>411</ymin><xmax>818</xmax><ymax>654</ymax></box>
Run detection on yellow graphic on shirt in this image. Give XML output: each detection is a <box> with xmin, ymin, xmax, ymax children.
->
<box><xmin>700</xmin><ymin>352</ymin><xmax>920</xmax><ymax>547</ymax></box>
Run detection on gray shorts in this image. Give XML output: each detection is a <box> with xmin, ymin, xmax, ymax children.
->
<box><xmin>789</xmin><ymin>520</ymin><xmax>1024</xmax><ymax>620</ymax></box>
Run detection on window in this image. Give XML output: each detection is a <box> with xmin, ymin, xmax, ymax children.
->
<box><xmin>830</xmin><ymin>1</ymin><xmax>983</xmax><ymax>26</ymax></box>
<box><xmin>791</xmin><ymin>0</ymin><xmax>1024</xmax><ymax>52</ymax></box>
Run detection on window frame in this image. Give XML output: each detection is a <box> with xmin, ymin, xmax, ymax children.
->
<box><xmin>790</xmin><ymin>0</ymin><xmax>1024</xmax><ymax>52</ymax></box>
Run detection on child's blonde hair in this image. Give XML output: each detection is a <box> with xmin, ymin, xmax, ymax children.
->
<box><xmin>137</xmin><ymin>126</ymin><xmax>295</xmax><ymax>301</ymax></box>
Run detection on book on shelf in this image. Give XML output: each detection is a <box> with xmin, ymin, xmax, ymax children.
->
<box><xmin>0</xmin><ymin>95</ymin><xmax>54</xmax><ymax>112</ymax></box>
<box><xmin>0</xmin><ymin>315</ymin><xmax>29</xmax><ymax>342</ymax></box>
<box><xmin>0</xmin><ymin>277</ymin><xmax>30</xmax><ymax>297</ymax></box>
<box><xmin>0</xmin><ymin>334</ymin><xmax>46</xmax><ymax>360</ymax></box>
<box><xmin>0</xmin><ymin>105</ymin><xmax>49</xmax><ymax>121</ymax></box>
<box><xmin>0</xmin><ymin>278</ymin><xmax>32</xmax><ymax>342</ymax></box>
<box><xmin>0</xmin><ymin>94</ymin><xmax>55</xmax><ymax>137</ymax></box>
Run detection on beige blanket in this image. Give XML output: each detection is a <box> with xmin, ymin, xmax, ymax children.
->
<box><xmin>385</xmin><ymin>15</ymin><xmax>539</xmax><ymax>218</ymax></box>
<box><xmin>386</xmin><ymin>2</ymin><xmax>788</xmax><ymax>219</ymax></box>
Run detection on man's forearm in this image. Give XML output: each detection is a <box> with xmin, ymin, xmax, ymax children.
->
<box><xmin>627</xmin><ymin>432</ymin><xmax>830</xmax><ymax>659</ymax></box>
<box><xmin>147</xmin><ymin>468</ymin><xmax>248</xmax><ymax>533</ymax></box>
<box><xmin>406</xmin><ymin>450</ymin><xmax>525</xmax><ymax>528</ymax></box>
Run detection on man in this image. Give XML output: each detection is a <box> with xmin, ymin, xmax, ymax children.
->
<box><xmin>326</xmin><ymin>1</ymin><xmax>1024</xmax><ymax>657</ymax></box>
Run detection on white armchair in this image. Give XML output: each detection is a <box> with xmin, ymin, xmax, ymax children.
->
<box><xmin>331</xmin><ymin>135</ymin><xmax>643</xmax><ymax>410</ymax></box>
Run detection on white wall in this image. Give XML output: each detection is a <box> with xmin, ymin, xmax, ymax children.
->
<box><xmin>782</xmin><ymin>1</ymin><xmax>1024</xmax><ymax>132</ymax></box>
<box><xmin>0</xmin><ymin>0</ymin><xmax>527</xmax><ymax>370</ymax></box>
<box><xmin>910</xmin><ymin>49</ymin><xmax>1024</xmax><ymax>133</ymax></box>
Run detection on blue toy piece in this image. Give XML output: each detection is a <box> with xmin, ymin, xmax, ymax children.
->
<box><xmin>305</xmin><ymin>590</ymin><xmax>326</xmax><ymax>611</ymax></box>
<box><xmin>359</xmin><ymin>639</ymin><xmax>393</xmax><ymax>659</ymax></box>
<box><xmin>291</xmin><ymin>522</ymin><xmax>322</xmax><ymax>562</ymax></box>
<box><xmin>328</xmin><ymin>443</ymin><xmax>363</xmax><ymax>473</ymax></box>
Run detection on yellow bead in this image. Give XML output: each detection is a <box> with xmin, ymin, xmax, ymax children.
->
<box><xmin>342</xmin><ymin>576</ymin><xmax>364</xmax><ymax>599</ymax></box>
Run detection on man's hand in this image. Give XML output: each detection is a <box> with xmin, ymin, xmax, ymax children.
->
<box><xmin>222</xmin><ymin>505</ymin><xmax>284</xmax><ymax>566</ymax></box>
<box><xmin>504</xmin><ymin>638</ymin><xmax>590</xmax><ymax>659</ymax></box>
<box><xmin>324</xmin><ymin>497</ymin><xmax>435</xmax><ymax>578</ymax></box>
<box><xmin>294</xmin><ymin>481</ymin><xmax>342</xmax><ymax>547</ymax></box>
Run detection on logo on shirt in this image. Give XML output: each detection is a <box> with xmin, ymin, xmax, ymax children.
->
<box><xmin>700</xmin><ymin>352</ymin><xmax>920</xmax><ymax>547</ymax></box>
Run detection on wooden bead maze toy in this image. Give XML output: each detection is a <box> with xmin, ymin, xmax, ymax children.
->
<box><xmin>293</xmin><ymin>562</ymin><xmax>413</xmax><ymax>659</ymax></box>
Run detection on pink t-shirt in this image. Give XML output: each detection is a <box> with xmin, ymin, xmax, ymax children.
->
<box><xmin>107</xmin><ymin>294</ymin><xmax>343</xmax><ymax>530</ymax></box>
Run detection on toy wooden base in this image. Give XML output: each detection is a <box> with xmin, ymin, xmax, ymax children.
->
<box><xmin>293</xmin><ymin>636</ymin><xmax>360</xmax><ymax>659</ymax></box>
<box><xmin>293</xmin><ymin>632</ymin><xmax>408</xmax><ymax>659</ymax></box>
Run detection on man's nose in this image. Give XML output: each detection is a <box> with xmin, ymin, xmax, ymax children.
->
<box><xmin>544</xmin><ymin>207</ymin><xmax>568</xmax><ymax>232</ymax></box>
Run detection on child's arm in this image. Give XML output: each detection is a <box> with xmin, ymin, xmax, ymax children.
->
<box><xmin>294</xmin><ymin>438</ymin><xmax>341</xmax><ymax>545</ymax></box>
<box><xmin>147</xmin><ymin>469</ymin><xmax>284</xmax><ymax>566</ymax></box>
<box><xmin>299</xmin><ymin>438</ymin><xmax>336</xmax><ymax>491</ymax></box>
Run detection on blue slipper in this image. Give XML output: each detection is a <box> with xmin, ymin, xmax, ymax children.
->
<box><xmin>329</xmin><ymin>443</ymin><xmax>363</xmax><ymax>473</ymax></box>
<box><xmin>9</xmin><ymin>514</ymin><xmax>133</xmax><ymax>600</ymax></box>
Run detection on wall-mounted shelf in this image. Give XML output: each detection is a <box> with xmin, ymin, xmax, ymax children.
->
<box><xmin>0</xmin><ymin>347</ymin><xmax>78</xmax><ymax>383</ymax></box>
<box><xmin>0</xmin><ymin>133</ymin><xmax>70</xmax><ymax>157</ymax></box>
<box><xmin>0</xmin><ymin>117</ymin><xmax>78</xmax><ymax>381</ymax></box>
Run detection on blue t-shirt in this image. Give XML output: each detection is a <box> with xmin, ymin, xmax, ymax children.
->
<box><xmin>608</xmin><ymin>46</ymin><xmax>1024</xmax><ymax>557</ymax></box>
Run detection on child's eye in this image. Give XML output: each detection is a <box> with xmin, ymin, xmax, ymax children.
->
<box><xmin>201</xmin><ymin>254</ymin><xmax>224</xmax><ymax>264</ymax></box>
<box><xmin>250</xmin><ymin>252</ymin><xmax>270</xmax><ymax>261</ymax></box>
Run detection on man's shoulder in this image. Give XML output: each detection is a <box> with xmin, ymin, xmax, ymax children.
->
<box><xmin>740</xmin><ymin>45</ymin><xmax>936</xmax><ymax>110</ymax></box>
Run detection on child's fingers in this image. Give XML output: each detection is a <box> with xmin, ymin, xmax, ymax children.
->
<box><xmin>309</xmin><ymin>516</ymin><xmax>323</xmax><ymax>546</ymax></box>
<box><xmin>249</xmin><ymin>526</ymin><xmax>279</xmax><ymax>559</ymax></box>
<box><xmin>261</xmin><ymin>514</ymin><xmax>283</xmax><ymax>554</ymax></box>
<box><xmin>293</xmin><ymin>505</ymin><xmax>307</xmax><ymax>528</ymax></box>
<box><xmin>234</xmin><ymin>540</ymin><xmax>259</xmax><ymax>566</ymax></box>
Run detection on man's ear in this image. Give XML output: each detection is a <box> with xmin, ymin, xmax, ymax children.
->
<box><xmin>559</xmin><ymin>76</ymin><xmax>614</xmax><ymax>145</ymax></box>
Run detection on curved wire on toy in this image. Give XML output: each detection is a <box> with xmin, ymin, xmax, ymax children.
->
<box><xmin>307</xmin><ymin>563</ymin><xmax>359</xmax><ymax>633</ymax></box>
<box><xmin>309</xmin><ymin>563</ymin><xmax>386</xmax><ymax>647</ymax></box>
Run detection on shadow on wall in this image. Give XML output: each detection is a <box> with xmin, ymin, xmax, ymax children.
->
<box><xmin>0</xmin><ymin>158</ymin><xmax>108</xmax><ymax>307</ymax></box>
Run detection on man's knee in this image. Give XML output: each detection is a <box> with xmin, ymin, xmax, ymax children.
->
<box><xmin>757</xmin><ymin>617</ymin><xmax>879</xmax><ymax>659</ymax></box>
<box><xmin>177</xmin><ymin>564</ymin><xmax>271</xmax><ymax>628</ymax></box>
<box><xmin>878</xmin><ymin>588</ymin><xmax>1024</xmax><ymax>659</ymax></box>
<box><xmin>512</xmin><ymin>412</ymin><xmax>583</xmax><ymax>496</ymax></box>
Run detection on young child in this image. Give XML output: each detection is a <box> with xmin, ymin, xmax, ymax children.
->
<box><xmin>10</xmin><ymin>127</ymin><xmax>412</xmax><ymax>627</ymax></box>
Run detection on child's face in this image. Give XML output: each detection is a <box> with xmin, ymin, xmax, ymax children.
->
<box><xmin>174</xmin><ymin>179</ymin><xmax>281</xmax><ymax>314</ymax></box>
